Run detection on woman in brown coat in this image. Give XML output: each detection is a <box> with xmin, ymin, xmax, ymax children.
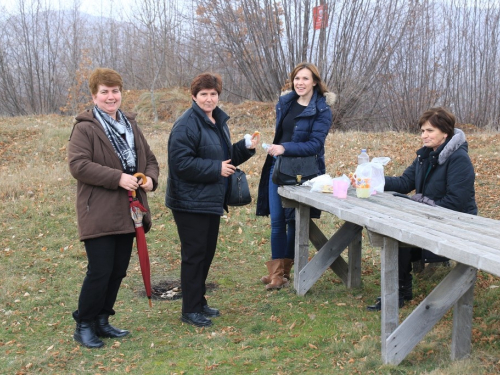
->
<box><xmin>67</xmin><ymin>68</ymin><xmax>159</xmax><ymax>348</ymax></box>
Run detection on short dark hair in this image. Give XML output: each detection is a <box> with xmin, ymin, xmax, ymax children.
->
<box><xmin>418</xmin><ymin>107</ymin><xmax>456</xmax><ymax>137</ymax></box>
<box><xmin>88</xmin><ymin>68</ymin><xmax>123</xmax><ymax>95</ymax></box>
<box><xmin>289</xmin><ymin>62</ymin><xmax>328</xmax><ymax>96</ymax></box>
<box><xmin>191</xmin><ymin>73</ymin><xmax>222</xmax><ymax>97</ymax></box>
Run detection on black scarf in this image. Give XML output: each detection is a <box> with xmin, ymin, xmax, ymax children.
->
<box><xmin>93</xmin><ymin>106</ymin><xmax>137</xmax><ymax>174</ymax></box>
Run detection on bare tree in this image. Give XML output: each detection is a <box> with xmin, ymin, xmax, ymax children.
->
<box><xmin>0</xmin><ymin>0</ymin><xmax>499</xmax><ymax>130</ymax></box>
<box><xmin>442</xmin><ymin>0</ymin><xmax>500</xmax><ymax>128</ymax></box>
<box><xmin>129</xmin><ymin>0</ymin><xmax>182</xmax><ymax>121</ymax></box>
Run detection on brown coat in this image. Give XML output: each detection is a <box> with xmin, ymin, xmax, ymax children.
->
<box><xmin>68</xmin><ymin>109</ymin><xmax>159</xmax><ymax>241</ymax></box>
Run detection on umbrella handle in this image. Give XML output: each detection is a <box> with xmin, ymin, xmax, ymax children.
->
<box><xmin>132</xmin><ymin>173</ymin><xmax>147</xmax><ymax>198</ymax></box>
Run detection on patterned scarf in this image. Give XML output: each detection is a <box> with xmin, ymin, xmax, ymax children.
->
<box><xmin>93</xmin><ymin>106</ymin><xmax>137</xmax><ymax>174</ymax></box>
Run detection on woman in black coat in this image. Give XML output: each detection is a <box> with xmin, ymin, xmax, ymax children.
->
<box><xmin>368</xmin><ymin>107</ymin><xmax>477</xmax><ymax>310</ymax></box>
<box><xmin>165</xmin><ymin>73</ymin><xmax>259</xmax><ymax>327</ymax></box>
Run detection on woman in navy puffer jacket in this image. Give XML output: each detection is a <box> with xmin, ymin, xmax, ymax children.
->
<box><xmin>166</xmin><ymin>73</ymin><xmax>258</xmax><ymax>327</ymax></box>
<box><xmin>256</xmin><ymin>62</ymin><xmax>335</xmax><ymax>290</ymax></box>
<box><xmin>367</xmin><ymin>107</ymin><xmax>477</xmax><ymax>311</ymax></box>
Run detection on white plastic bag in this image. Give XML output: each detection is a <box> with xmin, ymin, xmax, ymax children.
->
<box><xmin>305</xmin><ymin>174</ymin><xmax>333</xmax><ymax>193</ymax></box>
<box><xmin>354</xmin><ymin>157</ymin><xmax>391</xmax><ymax>194</ymax></box>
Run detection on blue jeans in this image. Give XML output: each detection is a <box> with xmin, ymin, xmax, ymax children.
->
<box><xmin>269</xmin><ymin>162</ymin><xmax>295</xmax><ymax>259</ymax></box>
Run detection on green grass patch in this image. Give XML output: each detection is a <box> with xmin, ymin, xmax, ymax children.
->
<box><xmin>1</xmin><ymin>115</ymin><xmax>500</xmax><ymax>374</ymax></box>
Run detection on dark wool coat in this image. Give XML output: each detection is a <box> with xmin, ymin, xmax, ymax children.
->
<box><xmin>385</xmin><ymin>129</ymin><xmax>477</xmax><ymax>215</ymax></box>
<box><xmin>165</xmin><ymin>101</ymin><xmax>255</xmax><ymax>215</ymax></box>
<box><xmin>68</xmin><ymin>110</ymin><xmax>159</xmax><ymax>241</ymax></box>
<box><xmin>256</xmin><ymin>89</ymin><xmax>334</xmax><ymax>217</ymax></box>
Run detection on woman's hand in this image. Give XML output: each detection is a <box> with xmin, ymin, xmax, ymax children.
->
<box><xmin>267</xmin><ymin>144</ymin><xmax>285</xmax><ymax>157</ymax></box>
<box><xmin>221</xmin><ymin>159</ymin><xmax>236</xmax><ymax>177</ymax></box>
<box><xmin>119</xmin><ymin>173</ymin><xmax>140</xmax><ymax>191</ymax></box>
<box><xmin>139</xmin><ymin>176</ymin><xmax>154</xmax><ymax>192</ymax></box>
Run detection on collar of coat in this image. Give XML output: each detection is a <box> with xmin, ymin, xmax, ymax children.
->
<box><xmin>191</xmin><ymin>100</ymin><xmax>229</xmax><ymax>126</ymax></box>
<box><xmin>417</xmin><ymin>128</ymin><xmax>467</xmax><ymax>165</ymax></box>
<box><xmin>75</xmin><ymin>108</ymin><xmax>137</xmax><ymax>123</ymax></box>
<box><xmin>280</xmin><ymin>89</ymin><xmax>337</xmax><ymax>108</ymax></box>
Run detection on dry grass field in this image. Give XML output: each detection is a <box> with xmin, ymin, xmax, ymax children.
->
<box><xmin>1</xmin><ymin>92</ymin><xmax>500</xmax><ymax>374</ymax></box>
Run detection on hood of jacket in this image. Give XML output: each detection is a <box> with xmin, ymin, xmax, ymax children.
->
<box><xmin>438</xmin><ymin>128</ymin><xmax>466</xmax><ymax>165</ymax></box>
<box><xmin>280</xmin><ymin>89</ymin><xmax>336</xmax><ymax>108</ymax></box>
<box><xmin>416</xmin><ymin>128</ymin><xmax>468</xmax><ymax>166</ymax></box>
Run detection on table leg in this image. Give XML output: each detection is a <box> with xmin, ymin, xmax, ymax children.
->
<box><xmin>451</xmin><ymin>268</ymin><xmax>476</xmax><ymax>360</ymax></box>
<box><xmin>347</xmin><ymin>230</ymin><xmax>362</xmax><ymax>288</ymax></box>
<box><xmin>380</xmin><ymin>236</ymin><xmax>399</xmax><ymax>359</ymax></box>
<box><xmin>295</xmin><ymin>221</ymin><xmax>362</xmax><ymax>296</ymax></box>
<box><xmin>383</xmin><ymin>263</ymin><xmax>477</xmax><ymax>364</ymax></box>
<box><xmin>294</xmin><ymin>203</ymin><xmax>310</xmax><ymax>291</ymax></box>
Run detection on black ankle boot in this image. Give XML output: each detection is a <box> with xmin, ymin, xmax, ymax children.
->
<box><xmin>400</xmin><ymin>285</ymin><xmax>413</xmax><ymax>301</ymax></box>
<box><xmin>95</xmin><ymin>315</ymin><xmax>129</xmax><ymax>338</ymax></box>
<box><xmin>367</xmin><ymin>296</ymin><xmax>405</xmax><ymax>311</ymax></box>
<box><xmin>74</xmin><ymin>321</ymin><xmax>104</xmax><ymax>348</ymax></box>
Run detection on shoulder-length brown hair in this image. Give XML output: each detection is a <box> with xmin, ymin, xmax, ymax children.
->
<box><xmin>418</xmin><ymin>107</ymin><xmax>456</xmax><ymax>138</ymax></box>
<box><xmin>289</xmin><ymin>62</ymin><xmax>328</xmax><ymax>96</ymax></box>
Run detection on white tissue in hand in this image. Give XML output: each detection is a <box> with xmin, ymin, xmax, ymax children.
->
<box><xmin>244</xmin><ymin>134</ymin><xmax>252</xmax><ymax>148</ymax></box>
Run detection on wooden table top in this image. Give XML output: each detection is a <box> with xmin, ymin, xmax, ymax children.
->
<box><xmin>279</xmin><ymin>185</ymin><xmax>500</xmax><ymax>277</ymax></box>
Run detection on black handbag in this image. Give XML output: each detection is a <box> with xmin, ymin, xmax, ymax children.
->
<box><xmin>227</xmin><ymin>168</ymin><xmax>251</xmax><ymax>206</ymax></box>
<box><xmin>272</xmin><ymin>155</ymin><xmax>319</xmax><ymax>185</ymax></box>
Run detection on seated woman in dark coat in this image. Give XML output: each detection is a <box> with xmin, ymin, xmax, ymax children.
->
<box><xmin>368</xmin><ymin>107</ymin><xmax>477</xmax><ymax>310</ymax></box>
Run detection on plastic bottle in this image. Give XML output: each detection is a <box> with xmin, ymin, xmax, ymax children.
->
<box><xmin>358</xmin><ymin>149</ymin><xmax>369</xmax><ymax>165</ymax></box>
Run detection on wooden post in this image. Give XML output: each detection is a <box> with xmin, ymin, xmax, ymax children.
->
<box><xmin>347</xmin><ymin>229</ymin><xmax>362</xmax><ymax>288</ymax></box>
<box><xmin>295</xmin><ymin>221</ymin><xmax>362</xmax><ymax>295</ymax></box>
<box><xmin>380</xmin><ymin>236</ymin><xmax>399</xmax><ymax>358</ymax></box>
<box><xmin>383</xmin><ymin>263</ymin><xmax>477</xmax><ymax>364</ymax></box>
<box><xmin>294</xmin><ymin>203</ymin><xmax>310</xmax><ymax>291</ymax></box>
<box><xmin>451</xmin><ymin>267</ymin><xmax>477</xmax><ymax>360</ymax></box>
<box><xmin>309</xmin><ymin>219</ymin><xmax>349</xmax><ymax>284</ymax></box>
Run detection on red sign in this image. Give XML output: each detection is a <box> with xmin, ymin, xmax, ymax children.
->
<box><xmin>313</xmin><ymin>4</ymin><xmax>328</xmax><ymax>30</ymax></box>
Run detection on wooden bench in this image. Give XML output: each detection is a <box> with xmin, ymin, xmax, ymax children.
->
<box><xmin>278</xmin><ymin>185</ymin><xmax>500</xmax><ymax>365</ymax></box>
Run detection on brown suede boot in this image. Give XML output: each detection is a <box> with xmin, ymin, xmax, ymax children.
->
<box><xmin>283</xmin><ymin>258</ymin><xmax>294</xmax><ymax>281</ymax></box>
<box><xmin>265</xmin><ymin>259</ymin><xmax>289</xmax><ymax>290</ymax></box>
<box><xmin>260</xmin><ymin>273</ymin><xmax>272</xmax><ymax>285</ymax></box>
<box><xmin>261</xmin><ymin>259</ymin><xmax>294</xmax><ymax>284</ymax></box>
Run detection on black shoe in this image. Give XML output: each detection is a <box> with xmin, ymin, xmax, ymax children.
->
<box><xmin>367</xmin><ymin>296</ymin><xmax>405</xmax><ymax>311</ymax></box>
<box><xmin>402</xmin><ymin>291</ymin><xmax>413</xmax><ymax>301</ymax></box>
<box><xmin>399</xmin><ymin>284</ymin><xmax>413</xmax><ymax>301</ymax></box>
<box><xmin>202</xmin><ymin>305</ymin><xmax>220</xmax><ymax>317</ymax></box>
<box><xmin>74</xmin><ymin>321</ymin><xmax>104</xmax><ymax>348</ymax></box>
<box><xmin>181</xmin><ymin>312</ymin><xmax>212</xmax><ymax>327</ymax></box>
<box><xmin>95</xmin><ymin>314</ymin><xmax>129</xmax><ymax>338</ymax></box>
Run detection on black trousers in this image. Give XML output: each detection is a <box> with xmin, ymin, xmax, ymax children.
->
<box><xmin>73</xmin><ymin>233</ymin><xmax>134</xmax><ymax>322</ymax></box>
<box><xmin>399</xmin><ymin>247</ymin><xmax>420</xmax><ymax>286</ymax></box>
<box><xmin>173</xmin><ymin>210</ymin><xmax>220</xmax><ymax>314</ymax></box>
<box><xmin>399</xmin><ymin>247</ymin><xmax>450</xmax><ymax>279</ymax></box>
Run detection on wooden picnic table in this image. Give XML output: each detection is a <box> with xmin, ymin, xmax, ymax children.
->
<box><xmin>278</xmin><ymin>185</ymin><xmax>500</xmax><ymax>365</ymax></box>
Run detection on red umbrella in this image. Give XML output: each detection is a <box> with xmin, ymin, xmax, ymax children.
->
<box><xmin>129</xmin><ymin>172</ymin><xmax>152</xmax><ymax>308</ymax></box>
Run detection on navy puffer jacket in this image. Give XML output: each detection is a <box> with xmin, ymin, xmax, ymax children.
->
<box><xmin>165</xmin><ymin>102</ymin><xmax>255</xmax><ymax>215</ymax></box>
<box><xmin>256</xmin><ymin>89</ymin><xmax>334</xmax><ymax>216</ymax></box>
<box><xmin>385</xmin><ymin>129</ymin><xmax>477</xmax><ymax>215</ymax></box>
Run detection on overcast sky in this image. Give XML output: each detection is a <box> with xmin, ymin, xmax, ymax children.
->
<box><xmin>0</xmin><ymin>0</ymin><xmax>134</xmax><ymax>18</ymax></box>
